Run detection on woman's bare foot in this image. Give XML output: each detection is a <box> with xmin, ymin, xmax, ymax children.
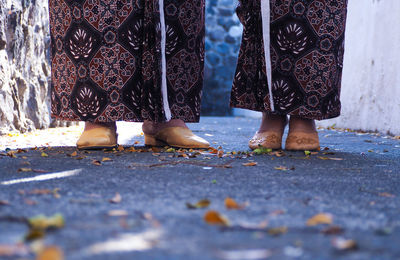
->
<box><xmin>285</xmin><ymin>116</ymin><xmax>320</xmax><ymax>151</ymax></box>
<box><xmin>248</xmin><ymin>113</ymin><xmax>288</xmax><ymax>150</ymax></box>
<box><xmin>142</xmin><ymin>119</ymin><xmax>187</xmax><ymax>136</ymax></box>
<box><xmin>142</xmin><ymin>119</ymin><xmax>209</xmax><ymax>148</ymax></box>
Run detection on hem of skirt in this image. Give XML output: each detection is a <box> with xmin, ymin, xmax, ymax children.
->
<box><xmin>230</xmin><ymin>105</ymin><xmax>341</xmax><ymax>121</ymax></box>
<box><xmin>51</xmin><ymin>114</ymin><xmax>201</xmax><ymax>123</ymax></box>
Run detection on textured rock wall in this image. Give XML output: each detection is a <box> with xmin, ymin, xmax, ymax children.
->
<box><xmin>202</xmin><ymin>0</ymin><xmax>242</xmax><ymax>116</ymax></box>
<box><xmin>0</xmin><ymin>0</ymin><xmax>51</xmax><ymax>134</ymax></box>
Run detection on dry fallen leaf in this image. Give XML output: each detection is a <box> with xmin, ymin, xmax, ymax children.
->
<box><xmin>41</xmin><ymin>152</ymin><xmax>49</xmax><ymax>157</ymax></box>
<box><xmin>204</xmin><ymin>211</ymin><xmax>230</xmax><ymax>226</ymax></box>
<box><xmin>242</xmin><ymin>162</ymin><xmax>257</xmax><ymax>167</ymax></box>
<box><xmin>36</xmin><ymin>246</ymin><xmax>64</xmax><ymax>260</ymax></box>
<box><xmin>332</xmin><ymin>237</ymin><xmax>358</xmax><ymax>251</ymax></box>
<box><xmin>225</xmin><ymin>197</ymin><xmax>245</xmax><ymax>210</ymax></box>
<box><xmin>108</xmin><ymin>210</ymin><xmax>129</xmax><ymax>217</ymax></box>
<box><xmin>117</xmin><ymin>146</ymin><xmax>125</xmax><ymax>152</ymax></box>
<box><xmin>186</xmin><ymin>199</ymin><xmax>211</xmax><ymax>209</ymax></box>
<box><xmin>317</xmin><ymin>156</ymin><xmax>343</xmax><ymax>161</ymax></box>
<box><xmin>18</xmin><ymin>168</ymin><xmax>32</xmax><ymax>172</ymax></box>
<box><xmin>109</xmin><ymin>193</ymin><xmax>122</xmax><ymax>204</ymax></box>
<box><xmin>92</xmin><ymin>160</ymin><xmax>102</xmax><ymax>166</ymax></box>
<box><xmin>217</xmin><ymin>150</ymin><xmax>224</xmax><ymax>158</ymax></box>
<box><xmin>322</xmin><ymin>226</ymin><xmax>344</xmax><ymax>235</ymax></box>
<box><xmin>102</xmin><ymin>157</ymin><xmax>113</xmax><ymax>162</ymax></box>
<box><xmin>307</xmin><ymin>213</ymin><xmax>333</xmax><ymax>226</ymax></box>
<box><xmin>0</xmin><ymin>200</ymin><xmax>9</xmax><ymax>206</ymax></box>
<box><xmin>268</xmin><ymin>226</ymin><xmax>288</xmax><ymax>236</ymax></box>
<box><xmin>69</xmin><ymin>151</ymin><xmax>78</xmax><ymax>157</ymax></box>
<box><xmin>379</xmin><ymin>192</ymin><xmax>395</xmax><ymax>198</ymax></box>
<box><xmin>26</xmin><ymin>214</ymin><xmax>64</xmax><ymax>240</ymax></box>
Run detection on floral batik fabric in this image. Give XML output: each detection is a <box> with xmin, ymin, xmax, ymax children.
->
<box><xmin>231</xmin><ymin>0</ymin><xmax>348</xmax><ymax>120</ymax></box>
<box><xmin>49</xmin><ymin>0</ymin><xmax>205</xmax><ymax>123</ymax></box>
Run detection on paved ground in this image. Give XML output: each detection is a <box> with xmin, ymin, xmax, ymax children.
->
<box><xmin>0</xmin><ymin>117</ymin><xmax>400</xmax><ymax>260</ymax></box>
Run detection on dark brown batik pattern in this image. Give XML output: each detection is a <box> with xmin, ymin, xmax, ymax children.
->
<box><xmin>49</xmin><ymin>0</ymin><xmax>205</xmax><ymax>123</ymax></box>
<box><xmin>231</xmin><ymin>0</ymin><xmax>348</xmax><ymax>120</ymax></box>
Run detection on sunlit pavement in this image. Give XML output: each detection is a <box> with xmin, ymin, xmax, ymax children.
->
<box><xmin>0</xmin><ymin>117</ymin><xmax>400</xmax><ymax>260</ymax></box>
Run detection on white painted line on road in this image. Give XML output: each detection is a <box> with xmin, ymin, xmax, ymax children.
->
<box><xmin>1</xmin><ymin>169</ymin><xmax>82</xmax><ymax>185</ymax></box>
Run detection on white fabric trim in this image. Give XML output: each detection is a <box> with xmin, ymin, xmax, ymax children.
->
<box><xmin>159</xmin><ymin>0</ymin><xmax>172</xmax><ymax>121</ymax></box>
<box><xmin>261</xmin><ymin>0</ymin><xmax>275</xmax><ymax>111</ymax></box>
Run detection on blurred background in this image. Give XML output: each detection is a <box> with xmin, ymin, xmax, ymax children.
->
<box><xmin>0</xmin><ymin>0</ymin><xmax>399</xmax><ymax>136</ymax></box>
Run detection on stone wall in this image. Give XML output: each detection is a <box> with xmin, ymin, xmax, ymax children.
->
<box><xmin>202</xmin><ymin>0</ymin><xmax>241</xmax><ymax>116</ymax></box>
<box><xmin>0</xmin><ymin>0</ymin><xmax>52</xmax><ymax>134</ymax></box>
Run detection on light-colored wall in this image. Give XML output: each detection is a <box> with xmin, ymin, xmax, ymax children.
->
<box><xmin>318</xmin><ymin>0</ymin><xmax>400</xmax><ymax>135</ymax></box>
<box><xmin>236</xmin><ymin>0</ymin><xmax>400</xmax><ymax>135</ymax></box>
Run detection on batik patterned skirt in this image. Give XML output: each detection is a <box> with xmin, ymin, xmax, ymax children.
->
<box><xmin>49</xmin><ymin>0</ymin><xmax>205</xmax><ymax>123</ymax></box>
<box><xmin>231</xmin><ymin>0</ymin><xmax>348</xmax><ymax>120</ymax></box>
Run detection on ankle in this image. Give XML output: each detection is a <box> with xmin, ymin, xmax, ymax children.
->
<box><xmin>258</xmin><ymin>113</ymin><xmax>287</xmax><ymax>133</ymax></box>
<box><xmin>84</xmin><ymin>122</ymin><xmax>116</xmax><ymax>131</ymax></box>
<box><xmin>142</xmin><ymin>119</ymin><xmax>187</xmax><ymax>135</ymax></box>
<box><xmin>288</xmin><ymin>116</ymin><xmax>316</xmax><ymax>133</ymax></box>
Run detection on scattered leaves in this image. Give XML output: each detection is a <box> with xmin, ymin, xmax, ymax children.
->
<box><xmin>306</xmin><ymin>213</ymin><xmax>333</xmax><ymax>226</ymax></box>
<box><xmin>204</xmin><ymin>211</ymin><xmax>230</xmax><ymax>226</ymax></box>
<box><xmin>109</xmin><ymin>193</ymin><xmax>122</xmax><ymax>204</ymax></box>
<box><xmin>225</xmin><ymin>197</ymin><xmax>246</xmax><ymax>210</ymax></box>
<box><xmin>186</xmin><ymin>199</ymin><xmax>211</xmax><ymax>209</ymax></box>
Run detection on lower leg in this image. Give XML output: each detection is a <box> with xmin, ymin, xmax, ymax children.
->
<box><xmin>258</xmin><ymin>113</ymin><xmax>288</xmax><ymax>133</ymax></box>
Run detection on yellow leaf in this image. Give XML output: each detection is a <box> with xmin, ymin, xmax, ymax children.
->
<box><xmin>225</xmin><ymin>197</ymin><xmax>245</xmax><ymax>210</ymax></box>
<box><xmin>186</xmin><ymin>199</ymin><xmax>211</xmax><ymax>209</ymax></box>
<box><xmin>204</xmin><ymin>211</ymin><xmax>230</xmax><ymax>226</ymax></box>
<box><xmin>242</xmin><ymin>162</ymin><xmax>257</xmax><ymax>167</ymax></box>
<box><xmin>275</xmin><ymin>166</ymin><xmax>289</xmax><ymax>171</ymax></box>
<box><xmin>18</xmin><ymin>168</ymin><xmax>33</xmax><ymax>172</ymax></box>
<box><xmin>28</xmin><ymin>214</ymin><xmax>65</xmax><ymax>230</ymax></box>
<box><xmin>36</xmin><ymin>246</ymin><xmax>64</xmax><ymax>260</ymax></box>
<box><xmin>101</xmin><ymin>157</ymin><xmax>113</xmax><ymax>162</ymax></box>
<box><xmin>41</xmin><ymin>152</ymin><xmax>49</xmax><ymax>157</ymax></box>
<box><xmin>109</xmin><ymin>192</ymin><xmax>122</xmax><ymax>204</ymax></box>
<box><xmin>307</xmin><ymin>213</ymin><xmax>333</xmax><ymax>226</ymax></box>
<box><xmin>70</xmin><ymin>151</ymin><xmax>78</xmax><ymax>157</ymax></box>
